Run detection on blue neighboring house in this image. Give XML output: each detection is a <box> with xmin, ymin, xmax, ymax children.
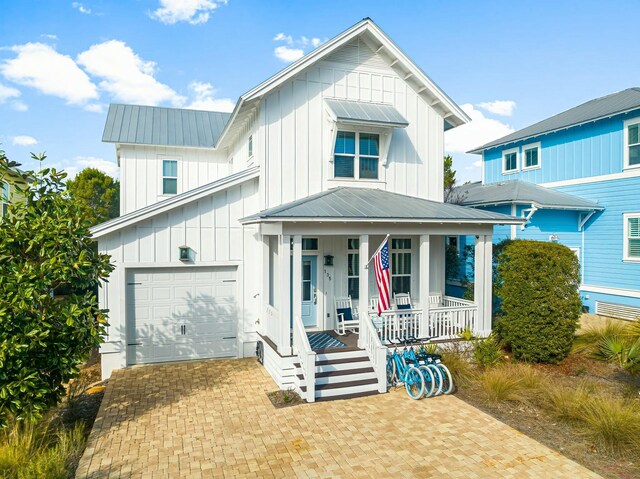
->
<box><xmin>454</xmin><ymin>88</ymin><xmax>640</xmax><ymax>321</ymax></box>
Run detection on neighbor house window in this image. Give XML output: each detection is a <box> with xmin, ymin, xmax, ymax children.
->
<box><xmin>347</xmin><ymin>238</ymin><xmax>359</xmax><ymax>299</ymax></box>
<box><xmin>522</xmin><ymin>143</ymin><xmax>541</xmax><ymax>169</ymax></box>
<box><xmin>502</xmin><ymin>148</ymin><xmax>518</xmax><ymax>173</ymax></box>
<box><xmin>391</xmin><ymin>238</ymin><xmax>411</xmax><ymax>295</ymax></box>
<box><xmin>1</xmin><ymin>181</ymin><xmax>9</xmax><ymax>217</ymax></box>
<box><xmin>334</xmin><ymin>131</ymin><xmax>379</xmax><ymax>180</ymax></box>
<box><xmin>625</xmin><ymin>118</ymin><xmax>640</xmax><ymax>168</ymax></box>
<box><xmin>248</xmin><ymin>135</ymin><xmax>253</xmax><ymax>158</ymax></box>
<box><xmin>162</xmin><ymin>160</ymin><xmax>178</xmax><ymax>195</ymax></box>
<box><xmin>624</xmin><ymin>213</ymin><xmax>640</xmax><ymax>261</ymax></box>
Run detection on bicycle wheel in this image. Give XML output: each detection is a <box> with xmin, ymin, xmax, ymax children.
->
<box><xmin>386</xmin><ymin>357</ymin><xmax>397</xmax><ymax>387</ymax></box>
<box><xmin>428</xmin><ymin>363</ymin><xmax>443</xmax><ymax>396</ymax></box>
<box><xmin>418</xmin><ymin>365</ymin><xmax>435</xmax><ymax>398</ymax></box>
<box><xmin>404</xmin><ymin>367</ymin><xmax>425</xmax><ymax>400</ymax></box>
<box><xmin>437</xmin><ymin>363</ymin><xmax>454</xmax><ymax>394</ymax></box>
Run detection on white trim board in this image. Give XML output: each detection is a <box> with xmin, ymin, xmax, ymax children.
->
<box><xmin>539</xmin><ymin>169</ymin><xmax>640</xmax><ymax>188</ymax></box>
<box><xmin>580</xmin><ymin>284</ymin><xmax>640</xmax><ymax>299</ymax></box>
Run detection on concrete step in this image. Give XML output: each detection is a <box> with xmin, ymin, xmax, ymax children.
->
<box><xmin>315</xmin><ymin>349</ymin><xmax>367</xmax><ymax>362</ymax></box>
<box><xmin>296</xmin><ymin>367</ymin><xmax>376</xmax><ymax>385</ymax></box>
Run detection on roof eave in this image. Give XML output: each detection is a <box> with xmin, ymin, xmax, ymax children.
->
<box><xmin>240</xmin><ymin>216</ymin><xmax>525</xmax><ymax>226</ymax></box>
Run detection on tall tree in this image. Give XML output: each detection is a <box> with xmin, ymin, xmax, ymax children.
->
<box><xmin>443</xmin><ymin>155</ymin><xmax>467</xmax><ymax>203</ymax></box>
<box><xmin>0</xmin><ymin>153</ymin><xmax>113</xmax><ymax>425</ymax></box>
<box><xmin>67</xmin><ymin>168</ymin><xmax>119</xmax><ymax>226</ymax></box>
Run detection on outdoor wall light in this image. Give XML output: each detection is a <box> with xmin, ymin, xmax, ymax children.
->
<box><xmin>324</xmin><ymin>255</ymin><xmax>334</xmax><ymax>266</ymax></box>
<box><xmin>178</xmin><ymin>245</ymin><xmax>192</xmax><ymax>262</ymax></box>
<box><xmin>549</xmin><ymin>234</ymin><xmax>559</xmax><ymax>243</ymax></box>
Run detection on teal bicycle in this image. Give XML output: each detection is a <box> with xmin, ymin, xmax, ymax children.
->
<box><xmin>386</xmin><ymin>348</ymin><xmax>425</xmax><ymax>400</ymax></box>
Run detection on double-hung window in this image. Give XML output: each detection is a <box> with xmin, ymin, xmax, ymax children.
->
<box><xmin>624</xmin><ymin>213</ymin><xmax>640</xmax><ymax>261</ymax></box>
<box><xmin>347</xmin><ymin>238</ymin><xmax>359</xmax><ymax>299</ymax></box>
<box><xmin>334</xmin><ymin>131</ymin><xmax>379</xmax><ymax>180</ymax></box>
<box><xmin>502</xmin><ymin>148</ymin><xmax>518</xmax><ymax>173</ymax></box>
<box><xmin>391</xmin><ymin>238</ymin><xmax>411</xmax><ymax>295</ymax></box>
<box><xmin>162</xmin><ymin>160</ymin><xmax>178</xmax><ymax>195</ymax></box>
<box><xmin>522</xmin><ymin>143</ymin><xmax>541</xmax><ymax>170</ymax></box>
<box><xmin>1</xmin><ymin>181</ymin><xmax>9</xmax><ymax>217</ymax></box>
<box><xmin>625</xmin><ymin>119</ymin><xmax>640</xmax><ymax>168</ymax></box>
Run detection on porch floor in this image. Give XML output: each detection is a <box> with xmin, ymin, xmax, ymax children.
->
<box><xmin>310</xmin><ymin>330</ymin><xmax>360</xmax><ymax>353</ymax></box>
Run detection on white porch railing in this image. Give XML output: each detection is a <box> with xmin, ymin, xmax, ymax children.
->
<box><xmin>359</xmin><ymin>312</ymin><xmax>387</xmax><ymax>393</ymax></box>
<box><xmin>371</xmin><ymin>296</ymin><xmax>480</xmax><ymax>343</ymax></box>
<box><xmin>292</xmin><ymin>315</ymin><xmax>316</xmax><ymax>403</ymax></box>
<box><xmin>262</xmin><ymin>304</ymin><xmax>280</xmax><ymax>341</ymax></box>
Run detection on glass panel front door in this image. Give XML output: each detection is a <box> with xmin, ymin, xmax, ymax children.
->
<box><xmin>301</xmin><ymin>256</ymin><xmax>317</xmax><ymax>327</ymax></box>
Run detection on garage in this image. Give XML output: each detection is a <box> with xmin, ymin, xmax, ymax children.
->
<box><xmin>126</xmin><ymin>266</ymin><xmax>238</xmax><ymax>365</ymax></box>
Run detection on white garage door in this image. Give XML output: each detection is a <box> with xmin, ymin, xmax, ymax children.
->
<box><xmin>126</xmin><ymin>266</ymin><xmax>238</xmax><ymax>365</ymax></box>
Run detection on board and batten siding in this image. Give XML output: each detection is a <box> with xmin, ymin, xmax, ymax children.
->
<box><xmin>98</xmin><ymin>178</ymin><xmax>261</xmax><ymax>375</ymax></box>
<box><xmin>119</xmin><ymin>145</ymin><xmax>230</xmax><ymax>215</ymax></box>
<box><xmin>482</xmin><ymin>113</ymin><xmax>640</xmax><ymax>185</ymax></box>
<box><xmin>257</xmin><ymin>37</ymin><xmax>445</xmax><ymax>210</ymax></box>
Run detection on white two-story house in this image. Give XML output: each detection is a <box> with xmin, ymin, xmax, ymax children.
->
<box><xmin>92</xmin><ymin>18</ymin><xmax>520</xmax><ymax>401</ymax></box>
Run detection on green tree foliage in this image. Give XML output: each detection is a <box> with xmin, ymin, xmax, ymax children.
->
<box><xmin>0</xmin><ymin>153</ymin><xmax>114</xmax><ymax>425</ymax></box>
<box><xmin>66</xmin><ymin>167</ymin><xmax>119</xmax><ymax>226</ymax></box>
<box><xmin>444</xmin><ymin>154</ymin><xmax>457</xmax><ymax>203</ymax></box>
<box><xmin>494</xmin><ymin>240</ymin><xmax>581</xmax><ymax>363</ymax></box>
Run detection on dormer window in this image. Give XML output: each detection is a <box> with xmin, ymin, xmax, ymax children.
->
<box><xmin>162</xmin><ymin>159</ymin><xmax>178</xmax><ymax>195</ymax></box>
<box><xmin>502</xmin><ymin>148</ymin><xmax>518</xmax><ymax>174</ymax></box>
<box><xmin>334</xmin><ymin>131</ymin><xmax>379</xmax><ymax>180</ymax></box>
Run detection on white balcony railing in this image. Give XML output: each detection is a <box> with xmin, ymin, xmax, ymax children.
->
<box><xmin>359</xmin><ymin>312</ymin><xmax>387</xmax><ymax>393</ymax></box>
<box><xmin>262</xmin><ymin>304</ymin><xmax>280</xmax><ymax>341</ymax></box>
<box><xmin>292</xmin><ymin>315</ymin><xmax>316</xmax><ymax>402</ymax></box>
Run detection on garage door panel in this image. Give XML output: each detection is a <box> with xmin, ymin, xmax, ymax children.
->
<box><xmin>127</xmin><ymin>266</ymin><xmax>238</xmax><ymax>365</ymax></box>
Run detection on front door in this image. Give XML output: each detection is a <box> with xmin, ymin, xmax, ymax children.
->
<box><xmin>301</xmin><ymin>255</ymin><xmax>317</xmax><ymax>327</ymax></box>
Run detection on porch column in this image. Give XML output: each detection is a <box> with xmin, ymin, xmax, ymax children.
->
<box><xmin>474</xmin><ymin>235</ymin><xmax>492</xmax><ymax>337</ymax></box>
<box><xmin>482</xmin><ymin>235</ymin><xmax>493</xmax><ymax>335</ymax></box>
<box><xmin>260</xmin><ymin>235</ymin><xmax>269</xmax><ymax>337</ymax></box>
<box><xmin>358</xmin><ymin>234</ymin><xmax>369</xmax><ymax>348</ymax></box>
<box><xmin>419</xmin><ymin>235</ymin><xmax>431</xmax><ymax>338</ymax></box>
<box><xmin>279</xmin><ymin>234</ymin><xmax>292</xmax><ymax>356</ymax></box>
<box><xmin>292</xmin><ymin>235</ymin><xmax>303</xmax><ymax>332</ymax></box>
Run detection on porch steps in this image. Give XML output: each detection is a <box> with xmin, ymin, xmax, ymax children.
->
<box><xmin>294</xmin><ymin>349</ymin><xmax>381</xmax><ymax>401</ymax></box>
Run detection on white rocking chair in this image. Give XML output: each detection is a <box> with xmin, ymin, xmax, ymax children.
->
<box><xmin>334</xmin><ymin>296</ymin><xmax>359</xmax><ymax>335</ymax></box>
<box><xmin>393</xmin><ymin>292</ymin><xmax>412</xmax><ymax>310</ymax></box>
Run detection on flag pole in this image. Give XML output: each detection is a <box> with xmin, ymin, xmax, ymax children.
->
<box><xmin>364</xmin><ymin>234</ymin><xmax>390</xmax><ymax>269</ymax></box>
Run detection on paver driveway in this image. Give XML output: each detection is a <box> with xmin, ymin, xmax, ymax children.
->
<box><xmin>76</xmin><ymin>358</ymin><xmax>600</xmax><ymax>479</ymax></box>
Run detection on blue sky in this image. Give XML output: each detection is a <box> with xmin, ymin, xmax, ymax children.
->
<box><xmin>1</xmin><ymin>0</ymin><xmax>639</xmax><ymax>182</ymax></box>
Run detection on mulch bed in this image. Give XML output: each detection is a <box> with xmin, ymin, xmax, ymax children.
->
<box><xmin>266</xmin><ymin>389</ymin><xmax>304</xmax><ymax>408</ymax></box>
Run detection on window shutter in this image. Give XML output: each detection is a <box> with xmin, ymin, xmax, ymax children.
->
<box><xmin>629</xmin><ymin>217</ymin><xmax>640</xmax><ymax>257</ymax></box>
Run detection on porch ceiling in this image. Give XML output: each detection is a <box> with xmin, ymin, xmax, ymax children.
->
<box><xmin>240</xmin><ymin>187</ymin><xmax>524</xmax><ymax>225</ymax></box>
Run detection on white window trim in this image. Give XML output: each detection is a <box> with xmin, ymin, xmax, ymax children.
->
<box><xmin>333</xmin><ymin>129</ymin><xmax>381</xmax><ymax>180</ymax></box>
<box><xmin>391</xmin><ymin>237</ymin><xmax>412</xmax><ymax>295</ymax></box>
<box><xmin>521</xmin><ymin>142</ymin><xmax>541</xmax><ymax>171</ymax></box>
<box><xmin>623</xmin><ymin>212</ymin><xmax>640</xmax><ymax>262</ymax></box>
<box><xmin>502</xmin><ymin>147</ymin><xmax>519</xmax><ymax>174</ymax></box>
<box><xmin>623</xmin><ymin>117</ymin><xmax>640</xmax><ymax>170</ymax></box>
<box><xmin>248</xmin><ymin>134</ymin><xmax>254</xmax><ymax>160</ymax></box>
<box><xmin>160</xmin><ymin>157</ymin><xmax>179</xmax><ymax>197</ymax></box>
<box><xmin>446</xmin><ymin>235</ymin><xmax>460</xmax><ymax>253</ymax></box>
<box><xmin>347</xmin><ymin>238</ymin><xmax>359</xmax><ymax>299</ymax></box>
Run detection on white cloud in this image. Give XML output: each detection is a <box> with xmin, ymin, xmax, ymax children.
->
<box><xmin>72</xmin><ymin>2</ymin><xmax>92</xmax><ymax>14</ymax></box>
<box><xmin>274</xmin><ymin>46</ymin><xmax>305</xmax><ymax>62</ymax></box>
<box><xmin>151</xmin><ymin>0</ymin><xmax>227</xmax><ymax>25</ymax></box>
<box><xmin>54</xmin><ymin>156</ymin><xmax>119</xmax><ymax>179</ymax></box>
<box><xmin>445</xmin><ymin>103</ymin><xmax>515</xmax><ymax>154</ymax></box>
<box><xmin>41</xmin><ymin>33</ymin><xmax>58</xmax><ymax>40</ymax></box>
<box><xmin>477</xmin><ymin>100</ymin><xmax>516</xmax><ymax>117</ymax></box>
<box><xmin>273</xmin><ymin>32</ymin><xmax>325</xmax><ymax>63</ymax></box>
<box><xmin>185</xmin><ymin>81</ymin><xmax>234</xmax><ymax>112</ymax></box>
<box><xmin>77</xmin><ymin>40</ymin><xmax>185</xmax><ymax>106</ymax></box>
<box><xmin>11</xmin><ymin>101</ymin><xmax>28</xmax><ymax>112</ymax></box>
<box><xmin>0</xmin><ymin>83</ymin><xmax>20</xmax><ymax>103</ymax></box>
<box><xmin>1</xmin><ymin>42</ymin><xmax>98</xmax><ymax>104</ymax></box>
<box><xmin>12</xmin><ymin>135</ymin><xmax>38</xmax><ymax>146</ymax></box>
<box><xmin>83</xmin><ymin>103</ymin><xmax>106</xmax><ymax>113</ymax></box>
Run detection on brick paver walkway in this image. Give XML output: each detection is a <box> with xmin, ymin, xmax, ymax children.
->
<box><xmin>76</xmin><ymin>358</ymin><xmax>601</xmax><ymax>478</ymax></box>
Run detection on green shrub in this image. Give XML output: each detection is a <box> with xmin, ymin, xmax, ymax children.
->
<box><xmin>580</xmin><ymin>396</ymin><xmax>640</xmax><ymax>455</ymax></box>
<box><xmin>472</xmin><ymin>334</ymin><xmax>503</xmax><ymax>367</ymax></box>
<box><xmin>495</xmin><ymin>240</ymin><xmax>581</xmax><ymax>364</ymax></box>
<box><xmin>438</xmin><ymin>345</ymin><xmax>474</xmax><ymax>387</ymax></box>
<box><xmin>477</xmin><ymin>367</ymin><xmax>525</xmax><ymax>403</ymax></box>
<box><xmin>574</xmin><ymin>319</ymin><xmax>630</xmax><ymax>354</ymax></box>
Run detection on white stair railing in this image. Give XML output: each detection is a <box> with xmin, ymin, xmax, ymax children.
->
<box><xmin>292</xmin><ymin>315</ymin><xmax>316</xmax><ymax>403</ymax></box>
<box><xmin>359</xmin><ymin>312</ymin><xmax>387</xmax><ymax>393</ymax></box>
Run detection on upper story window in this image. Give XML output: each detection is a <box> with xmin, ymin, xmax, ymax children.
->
<box><xmin>162</xmin><ymin>160</ymin><xmax>178</xmax><ymax>195</ymax></box>
<box><xmin>624</xmin><ymin>213</ymin><xmax>640</xmax><ymax>261</ymax></box>
<box><xmin>522</xmin><ymin>143</ymin><xmax>541</xmax><ymax>170</ymax></box>
<box><xmin>502</xmin><ymin>148</ymin><xmax>518</xmax><ymax>174</ymax></box>
<box><xmin>248</xmin><ymin>134</ymin><xmax>253</xmax><ymax>158</ymax></box>
<box><xmin>1</xmin><ymin>180</ymin><xmax>9</xmax><ymax>217</ymax></box>
<box><xmin>391</xmin><ymin>238</ymin><xmax>411</xmax><ymax>295</ymax></box>
<box><xmin>624</xmin><ymin>118</ymin><xmax>640</xmax><ymax>169</ymax></box>
<box><xmin>334</xmin><ymin>131</ymin><xmax>379</xmax><ymax>180</ymax></box>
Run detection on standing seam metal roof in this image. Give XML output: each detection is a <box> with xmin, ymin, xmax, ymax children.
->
<box><xmin>469</xmin><ymin>88</ymin><xmax>640</xmax><ymax>153</ymax></box>
<box><xmin>241</xmin><ymin>187</ymin><xmax>523</xmax><ymax>223</ymax></box>
<box><xmin>325</xmin><ymin>98</ymin><xmax>409</xmax><ymax>127</ymax></box>
<box><xmin>102</xmin><ymin>104</ymin><xmax>232</xmax><ymax>148</ymax></box>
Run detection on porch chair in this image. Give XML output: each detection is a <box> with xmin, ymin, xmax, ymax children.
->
<box><xmin>334</xmin><ymin>296</ymin><xmax>359</xmax><ymax>335</ymax></box>
<box><xmin>393</xmin><ymin>293</ymin><xmax>412</xmax><ymax>310</ymax></box>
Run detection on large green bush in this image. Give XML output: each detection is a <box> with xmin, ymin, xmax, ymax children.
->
<box><xmin>0</xmin><ymin>153</ymin><xmax>113</xmax><ymax>426</ymax></box>
<box><xmin>495</xmin><ymin>240</ymin><xmax>581</xmax><ymax>363</ymax></box>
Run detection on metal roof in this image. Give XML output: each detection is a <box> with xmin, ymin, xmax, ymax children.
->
<box><xmin>469</xmin><ymin>88</ymin><xmax>640</xmax><ymax>153</ymax></box>
<box><xmin>102</xmin><ymin>104</ymin><xmax>232</xmax><ymax>148</ymax></box>
<box><xmin>325</xmin><ymin>99</ymin><xmax>409</xmax><ymax>127</ymax></box>
<box><xmin>457</xmin><ymin>180</ymin><xmax>603</xmax><ymax>211</ymax></box>
<box><xmin>241</xmin><ymin>187</ymin><xmax>523</xmax><ymax>224</ymax></box>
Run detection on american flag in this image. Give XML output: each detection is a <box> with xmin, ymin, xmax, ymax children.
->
<box><xmin>373</xmin><ymin>239</ymin><xmax>391</xmax><ymax>316</ymax></box>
